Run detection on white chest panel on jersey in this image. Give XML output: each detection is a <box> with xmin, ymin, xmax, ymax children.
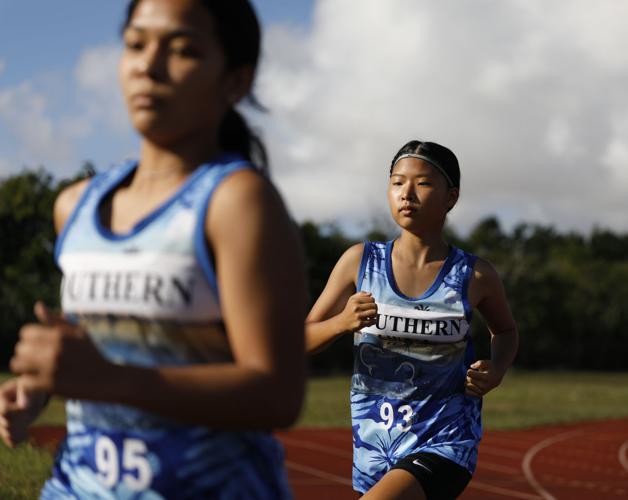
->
<box><xmin>360</xmin><ymin>302</ymin><xmax>470</xmax><ymax>343</ymax></box>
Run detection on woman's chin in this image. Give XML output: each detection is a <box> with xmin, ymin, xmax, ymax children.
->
<box><xmin>393</xmin><ymin>215</ymin><xmax>417</xmax><ymax>230</ymax></box>
<box><xmin>131</xmin><ymin>119</ymin><xmax>182</xmax><ymax>146</ymax></box>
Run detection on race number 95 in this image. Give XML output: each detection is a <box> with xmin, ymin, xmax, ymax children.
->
<box><xmin>95</xmin><ymin>436</ymin><xmax>153</xmax><ymax>490</ymax></box>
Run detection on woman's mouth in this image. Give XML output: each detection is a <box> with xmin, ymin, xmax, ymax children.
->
<box><xmin>130</xmin><ymin>93</ymin><xmax>163</xmax><ymax>109</ymax></box>
<box><xmin>399</xmin><ymin>205</ymin><xmax>416</xmax><ymax>216</ymax></box>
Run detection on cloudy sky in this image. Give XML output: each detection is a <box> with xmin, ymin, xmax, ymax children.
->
<box><xmin>1</xmin><ymin>0</ymin><xmax>627</xmax><ymax>236</ymax></box>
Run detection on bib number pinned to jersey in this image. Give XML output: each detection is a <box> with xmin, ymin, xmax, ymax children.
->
<box><xmin>95</xmin><ymin>436</ymin><xmax>153</xmax><ymax>491</ymax></box>
<box><xmin>380</xmin><ymin>402</ymin><xmax>414</xmax><ymax>432</ymax></box>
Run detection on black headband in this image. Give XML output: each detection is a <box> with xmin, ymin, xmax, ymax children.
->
<box><xmin>392</xmin><ymin>153</ymin><xmax>456</xmax><ymax>188</ymax></box>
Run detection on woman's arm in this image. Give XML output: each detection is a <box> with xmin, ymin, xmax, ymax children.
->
<box><xmin>465</xmin><ymin>258</ymin><xmax>519</xmax><ymax>397</ymax></box>
<box><xmin>0</xmin><ymin>179</ymin><xmax>92</xmax><ymax>448</ymax></box>
<box><xmin>11</xmin><ymin>170</ymin><xmax>307</xmax><ymax>430</ymax></box>
<box><xmin>305</xmin><ymin>244</ymin><xmax>378</xmax><ymax>353</ymax></box>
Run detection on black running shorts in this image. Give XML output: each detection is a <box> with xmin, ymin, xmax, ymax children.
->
<box><xmin>390</xmin><ymin>451</ymin><xmax>472</xmax><ymax>499</ymax></box>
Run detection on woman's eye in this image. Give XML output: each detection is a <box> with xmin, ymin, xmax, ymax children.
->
<box><xmin>170</xmin><ymin>45</ymin><xmax>200</xmax><ymax>58</ymax></box>
<box><xmin>124</xmin><ymin>39</ymin><xmax>144</xmax><ymax>51</ymax></box>
<box><xmin>122</xmin><ymin>31</ymin><xmax>144</xmax><ymax>51</ymax></box>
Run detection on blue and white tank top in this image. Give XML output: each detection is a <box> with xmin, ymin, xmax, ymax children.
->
<box><xmin>351</xmin><ymin>240</ymin><xmax>482</xmax><ymax>493</ymax></box>
<box><xmin>43</xmin><ymin>155</ymin><xmax>291</xmax><ymax>500</ymax></box>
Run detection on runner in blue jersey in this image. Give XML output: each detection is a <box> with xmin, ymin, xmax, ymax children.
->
<box><xmin>0</xmin><ymin>1</ymin><xmax>307</xmax><ymax>498</ymax></box>
<box><xmin>306</xmin><ymin>140</ymin><xmax>519</xmax><ymax>499</ymax></box>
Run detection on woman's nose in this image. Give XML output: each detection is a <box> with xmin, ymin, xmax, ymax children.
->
<box><xmin>134</xmin><ymin>44</ymin><xmax>165</xmax><ymax>80</ymax></box>
<box><xmin>401</xmin><ymin>186</ymin><xmax>416</xmax><ymax>200</ymax></box>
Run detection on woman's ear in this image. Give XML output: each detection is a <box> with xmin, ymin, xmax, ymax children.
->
<box><xmin>447</xmin><ymin>188</ymin><xmax>460</xmax><ymax>212</ymax></box>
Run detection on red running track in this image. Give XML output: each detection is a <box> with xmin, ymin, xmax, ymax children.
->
<box><xmin>29</xmin><ymin>419</ymin><xmax>628</xmax><ymax>499</ymax></box>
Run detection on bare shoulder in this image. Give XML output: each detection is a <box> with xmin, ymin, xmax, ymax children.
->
<box><xmin>53</xmin><ymin>178</ymin><xmax>91</xmax><ymax>235</ymax></box>
<box><xmin>209</xmin><ymin>169</ymin><xmax>282</xmax><ymax>218</ymax></box>
<box><xmin>338</xmin><ymin>243</ymin><xmax>366</xmax><ymax>271</ymax></box>
<box><xmin>305</xmin><ymin>242</ymin><xmax>365</xmax><ymax>322</ymax></box>
<box><xmin>469</xmin><ymin>256</ymin><xmax>504</xmax><ymax>306</ymax></box>
<box><xmin>324</xmin><ymin>242</ymin><xmax>366</xmax><ymax>290</ymax></box>
<box><xmin>472</xmin><ymin>256</ymin><xmax>501</xmax><ymax>283</ymax></box>
<box><xmin>205</xmin><ymin>169</ymin><xmax>291</xmax><ymax>241</ymax></box>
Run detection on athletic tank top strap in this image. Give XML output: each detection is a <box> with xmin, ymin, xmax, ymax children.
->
<box><xmin>356</xmin><ymin>241</ymin><xmax>372</xmax><ymax>290</ymax></box>
<box><xmin>357</xmin><ymin>241</ymin><xmax>477</xmax><ymax>343</ymax></box>
<box><xmin>55</xmin><ymin>154</ymin><xmax>251</xmax><ymax>325</ymax></box>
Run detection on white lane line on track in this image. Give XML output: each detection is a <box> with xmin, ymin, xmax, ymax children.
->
<box><xmin>478</xmin><ymin>461</ymin><xmax>521</xmax><ymax>475</ymax></box>
<box><xmin>522</xmin><ymin>430</ymin><xmax>582</xmax><ymax>500</ymax></box>
<box><xmin>280</xmin><ymin>436</ymin><xmax>351</xmax><ymax>459</ymax></box>
<box><xmin>482</xmin><ymin>435</ymin><xmax>548</xmax><ymax>447</ymax></box>
<box><xmin>285</xmin><ymin>460</ymin><xmax>354</xmax><ymax>486</ymax></box>
<box><xmin>469</xmin><ymin>480</ymin><xmax>543</xmax><ymax>499</ymax></box>
<box><xmin>619</xmin><ymin>440</ymin><xmax>628</xmax><ymax>473</ymax></box>
<box><xmin>480</xmin><ymin>445</ymin><xmax>523</xmax><ymax>459</ymax></box>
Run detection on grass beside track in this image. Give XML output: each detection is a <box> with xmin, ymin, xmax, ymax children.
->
<box><xmin>297</xmin><ymin>370</ymin><xmax>628</xmax><ymax>428</ymax></box>
<box><xmin>5</xmin><ymin>370</ymin><xmax>627</xmax><ymax>430</ymax></box>
<box><xmin>1</xmin><ymin>370</ymin><xmax>628</xmax><ymax>498</ymax></box>
<box><xmin>0</xmin><ymin>444</ymin><xmax>53</xmax><ymax>500</ymax></box>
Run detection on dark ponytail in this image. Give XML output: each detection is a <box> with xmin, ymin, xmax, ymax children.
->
<box><xmin>123</xmin><ymin>0</ymin><xmax>269</xmax><ymax>172</ymax></box>
<box><xmin>219</xmin><ymin>108</ymin><xmax>268</xmax><ymax>175</ymax></box>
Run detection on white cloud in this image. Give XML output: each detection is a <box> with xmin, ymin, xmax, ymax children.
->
<box><xmin>74</xmin><ymin>44</ymin><xmax>129</xmax><ymax>134</ymax></box>
<box><xmin>546</xmin><ymin>117</ymin><xmax>571</xmax><ymax>157</ymax></box>
<box><xmin>0</xmin><ymin>81</ymin><xmax>75</xmax><ymax>168</ymax></box>
<box><xmin>254</xmin><ymin>0</ymin><xmax>628</xmax><ymax>235</ymax></box>
<box><xmin>602</xmin><ymin>110</ymin><xmax>628</xmax><ymax>187</ymax></box>
<box><xmin>0</xmin><ymin>43</ymin><xmax>132</xmax><ymax>177</ymax></box>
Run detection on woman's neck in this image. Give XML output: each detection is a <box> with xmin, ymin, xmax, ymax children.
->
<box><xmin>394</xmin><ymin>230</ymin><xmax>449</xmax><ymax>268</ymax></box>
<box><xmin>134</xmin><ymin>135</ymin><xmax>222</xmax><ymax>185</ymax></box>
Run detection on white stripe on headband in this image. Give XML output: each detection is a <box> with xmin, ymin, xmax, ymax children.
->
<box><xmin>392</xmin><ymin>153</ymin><xmax>455</xmax><ymax>187</ymax></box>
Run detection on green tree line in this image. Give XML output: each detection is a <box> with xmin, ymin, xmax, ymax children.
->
<box><xmin>1</xmin><ymin>168</ymin><xmax>627</xmax><ymax>371</ymax></box>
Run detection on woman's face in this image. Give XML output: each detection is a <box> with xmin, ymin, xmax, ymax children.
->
<box><xmin>119</xmin><ymin>0</ymin><xmax>250</xmax><ymax>146</ymax></box>
<box><xmin>387</xmin><ymin>157</ymin><xmax>459</xmax><ymax>232</ymax></box>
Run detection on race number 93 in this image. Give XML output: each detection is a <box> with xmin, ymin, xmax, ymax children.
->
<box><xmin>95</xmin><ymin>436</ymin><xmax>153</xmax><ymax>490</ymax></box>
<box><xmin>380</xmin><ymin>402</ymin><xmax>414</xmax><ymax>432</ymax></box>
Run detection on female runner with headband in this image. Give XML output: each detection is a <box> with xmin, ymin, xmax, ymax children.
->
<box><xmin>306</xmin><ymin>140</ymin><xmax>518</xmax><ymax>499</ymax></box>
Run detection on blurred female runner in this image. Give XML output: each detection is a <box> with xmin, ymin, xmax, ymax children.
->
<box><xmin>306</xmin><ymin>140</ymin><xmax>518</xmax><ymax>499</ymax></box>
<box><xmin>0</xmin><ymin>1</ymin><xmax>306</xmax><ymax>498</ymax></box>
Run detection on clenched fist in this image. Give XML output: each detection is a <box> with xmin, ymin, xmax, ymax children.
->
<box><xmin>337</xmin><ymin>292</ymin><xmax>378</xmax><ymax>333</ymax></box>
<box><xmin>465</xmin><ymin>360</ymin><xmax>504</xmax><ymax>398</ymax></box>
<box><xmin>10</xmin><ymin>302</ymin><xmax>111</xmax><ymax>399</ymax></box>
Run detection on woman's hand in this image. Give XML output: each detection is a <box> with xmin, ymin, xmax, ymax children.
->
<box><xmin>467</xmin><ymin>259</ymin><xmax>518</xmax><ymax>398</ymax></box>
<box><xmin>464</xmin><ymin>360</ymin><xmax>504</xmax><ymax>398</ymax></box>
<box><xmin>10</xmin><ymin>302</ymin><xmax>111</xmax><ymax>399</ymax></box>
<box><xmin>0</xmin><ymin>378</ymin><xmax>49</xmax><ymax>448</ymax></box>
<box><xmin>337</xmin><ymin>292</ymin><xmax>378</xmax><ymax>333</ymax></box>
